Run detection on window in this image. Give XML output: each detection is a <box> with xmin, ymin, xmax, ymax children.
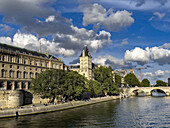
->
<box><xmin>17</xmin><ymin>71</ymin><xmax>20</xmax><ymax>78</ymax></box>
<box><xmin>2</xmin><ymin>64</ymin><xmax>4</xmax><ymax>67</ymax></box>
<box><xmin>1</xmin><ymin>69</ymin><xmax>5</xmax><ymax>77</ymax></box>
<box><xmin>41</xmin><ymin>62</ymin><xmax>43</xmax><ymax>67</ymax></box>
<box><xmin>30</xmin><ymin>60</ymin><xmax>32</xmax><ymax>65</ymax></box>
<box><xmin>17</xmin><ymin>58</ymin><xmax>20</xmax><ymax>63</ymax></box>
<box><xmin>23</xmin><ymin>72</ymin><xmax>27</xmax><ymax>79</ymax></box>
<box><xmin>30</xmin><ymin>72</ymin><xmax>33</xmax><ymax>78</ymax></box>
<box><xmin>35</xmin><ymin>61</ymin><xmax>38</xmax><ymax>66</ymax></box>
<box><xmin>36</xmin><ymin>68</ymin><xmax>37</xmax><ymax>71</ymax></box>
<box><xmin>10</xmin><ymin>65</ymin><xmax>12</xmax><ymax>68</ymax></box>
<box><xmin>17</xmin><ymin>66</ymin><xmax>19</xmax><ymax>69</ymax></box>
<box><xmin>2</xmin><ymin>56</ymin><xmax>5</xmax><ymax>61</ymax></box>
<box><xmin>35</xmin><ymin>73</ymin><xmax>38</xmax><ymax>78</ymax></box>
<box><xmin>10</xmin><ymin>57</ymin><xmax>13</xmax><ymax>62</ymax></box>
<box><xmin>24</xmin><ymin>59</ymin><xmax>26</xmax><ymax>64</ymax></box>
<box><xmin>30</xmin><ymin>68</ymin><xmax>32</xmax><ymax>70</ymax></box>
<box><xmin>24</xmin><ymin>66</ymin><xmax>26</xmax><ymax>70</ymax></box>
<box><xmin>9</xmin><ymin>70</ymin><xmax>12</xmax><ymax>78</ymax></box>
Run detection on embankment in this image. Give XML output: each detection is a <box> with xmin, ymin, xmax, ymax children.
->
<box><xmin>0</xmin><ymin>96</ymin><xmax>120</xmax><ymax>118</ymax></box>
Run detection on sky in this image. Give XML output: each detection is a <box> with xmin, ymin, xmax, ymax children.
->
<box><xmin>0</xmin><ymin>0</ymin><xmax>170</xmax><ymax>84</ymax></box>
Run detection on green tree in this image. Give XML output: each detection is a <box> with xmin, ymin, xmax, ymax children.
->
<box><xmin>155</xmin><ymin>80</ymin><xmax>167</xmax><ymax>87</ymax></box>
<box><xmin>140</xmin><ymin>79</ymin><xmax>150</xmax><ymax>87</ymax></box>
<box><xmin>115</xmin><ymin>74</ymin><xmax>121</xmax><ymax>86</ymax></box>
<box><xmin>31</xmin><ymin>69</ymin><xmax>87</xmax><ymax>101</ymax></box>
<box><xmin>31</xmin><ymin>69</ymin><xmax>66</xmax><ymax>101</ymax></box>
<box><xmin>124</xmin><ymin>73</ymin><xmax>140</xmax><ymax>87</ymax></box>
<box><xmin>93</xmin><ymin>66</ymin><xmax>119</xmax><ymax>95</ymax></box>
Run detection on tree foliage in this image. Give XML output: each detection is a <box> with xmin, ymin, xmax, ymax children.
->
<box><xmin>115</xmin><ymin>74</ymin><xmax>121</xmax><ymax>86</ymax></box>
<box><xmin>31</xmin><ymin>69</ymin><xmax>87</xmax><ymax>101</ymax></box>
<box><xmin>155</xmin><ymin>80</ymin><xmax>167</xmax><ymax>87</ymax></box>
<box><xmin>140</xmin><ymin>79</ymin><xmax>150</xmax><ymax>87</ymax></box>
<box><xmin>93</xmin><ymin>66</ymin><xmax>119</xmax><ymax>95</ymax></box>
<box><xmin>124</xmin><ymin>73</ymin><xmax>140</xmax><ymax>87</ymax></box>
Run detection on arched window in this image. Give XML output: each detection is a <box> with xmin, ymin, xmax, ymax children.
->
<box><xmin>9</xmin><ymin>70</ymin><xmax>13</xmax><ymax>78</ymax></box>
<box><xmin>23</xmin><ymin>71</ymin><xmax>27</xmax><ymax>79</ymax></box>
<box><xmin>1</xmin><ymin>69</ymin><xmax>5</xmax><ymax>77</ymax></box>
<box><xmin>30</xmin><ymin>72</ymin><xmax>33</xmax><ymax>78</ymax></box>
<box><xmin>17</xmin><ymin>71</ymin><xmax>20</xmax><ymax>78</ymax></box>
<box><xmin>35</xmin><ymin>72</ymin><xmax>38</xmax><ymax>78</ymax></box>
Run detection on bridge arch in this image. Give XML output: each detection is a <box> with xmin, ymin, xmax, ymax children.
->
<box><xmin>132</xmin><ymin>89</ymin><xmax>146</xmax><ymax>96</ymax></box>
<box><xmin>150</xmin><ymin>89</ymin><xmax>166</xmax><ymax>96</ymax></box>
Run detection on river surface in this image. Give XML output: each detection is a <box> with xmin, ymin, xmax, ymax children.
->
<box><xmin>1</xmin><ymin>97</ymin><xmax>170</xmax><ymax>128</ymax></box>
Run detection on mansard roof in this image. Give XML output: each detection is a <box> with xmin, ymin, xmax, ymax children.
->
<box><xmin>80</xmin><ymin>45</ymin><xmax>92</xmax><ymax>57</ymax></box>
<box><xmin>0</xmin><ymin>43</ymin><xmax>59</xmax><ymax>61</ymax></box>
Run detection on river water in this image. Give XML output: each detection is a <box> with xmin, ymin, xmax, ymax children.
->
<box><xmin>0</xmin><ymin>97</ymin><xmax>170</xmax><ymax>128</ymax></box>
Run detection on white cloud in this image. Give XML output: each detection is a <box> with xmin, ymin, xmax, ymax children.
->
<box><xmin>45</xmin><ymin>15</ymin><xmax>55</xmax><ymax>22</ymax></box>
<box><xmin>150</xmin><ymin>47</ymin><xmax>170</xmax><ymax>65</ymax></box>
<box><xmin>124</xmin><ymin>45</ymin><xmax>170</xmax><ymax>65</ymax></box>
<box><xmin>82</xmin><ymin>3</ymin><xmax>134</xmax><ymax>31</ymax></box>
<box><xmin>155</xmin><ymin>70</ymin><xmax>165</xmax><ymax>77</ymax></box>
<box><xmin>124</xmin><ymin>47</ymin><xmax>150</xmax><ymax>65</ymax></box>
<box><xmin>93</xmin><ymin>55</ymin><xmax>133</xmax><ymax>69</ymax></box>
<box><xmin>53</xmin><ymin>25</ymin><xmax>111</xmax><ymax>53</ymax></box>
<box><xmin>142</xmin><ymin>72</ymin><xmax>154</xmax><ymax>79</ymax></box>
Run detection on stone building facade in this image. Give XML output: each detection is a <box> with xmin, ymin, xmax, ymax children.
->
<box><xmin>0</xmin><ymin>43</ymin><xmax>65</xmax><ymax>90</ymax></box>
<box><xmin>69</xmin><ymin>46</ymin><xmax>93</xmax><ymax>80</ymax></box>
<box><xmin>168</xmin><ymin>77</ymin><xmax>170</xmax><ymax>86</ymax></box>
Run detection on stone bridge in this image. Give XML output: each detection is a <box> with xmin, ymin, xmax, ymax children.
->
<box><xmin>123</xmin><ymin>87</ymin><xmax>170</xmax><ymax>96</ymax></box>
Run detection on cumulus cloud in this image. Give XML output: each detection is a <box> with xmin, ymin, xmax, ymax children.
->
<box><xmin>124</xmin><ymin>46</ymin><xmax>170</xmax><ymax>65</ymax></box>
<box><xmin>0</xmin><ymin>0</ymin><xmax>74</xmax><ymax>37</ymax></box>
<box><xmin>150</xmin><ymin>47</ymin><xmax>170</xmax><ymax>65</ymax></box>
<box><xmin>0</xmin><ymin>27</ymin><xmax>111</xmax><ymax>57</ymax></box>
<box><xmin>0</xmin><ymin>32</ymin><xmax>75</xmax><ymax>57</ymax></box>
<box><xmin>53</xmin><ymin>25</ymin><xmax>111</xmax><ymax>53</ymax></box>
<box><xmin>93</xmin><ymin>55</ymin><xmax>133</xmax><ymax>69</ymax></box>
<box><xmin>124</xmin><ymin>47</ymin><xmax>150</xmax><ymax>65</ymax></box>
<box><xmin>82</xmin><ymin>3</ymin><xmax>134</xmax><ymax>31</ymax></box>
<box><xmin>143</xmin><ymin>69</ymin><xmax>170</xmax><ymax>80</ymax></box>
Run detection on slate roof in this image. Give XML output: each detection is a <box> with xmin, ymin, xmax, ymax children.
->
<box><xmin>80</xmin><ymin>45</ymin><xmax>92</xmax><ymax>58</ymax></box>
<box><xmin>0</xmin><ymin>43</ymin><xmax>59</xmax><ymax>61</ymax></box>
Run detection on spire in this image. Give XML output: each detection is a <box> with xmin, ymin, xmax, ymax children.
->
<box><xmin>80</xmin><ymin>45</ymin><xmax>92</xmax><ymax>57</ymax></box>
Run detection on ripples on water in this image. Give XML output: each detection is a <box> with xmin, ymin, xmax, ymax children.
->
<box><xmin>0</xmin><ymin>97</ymin><xmax>170</xmax><ymax>128</ymax></box>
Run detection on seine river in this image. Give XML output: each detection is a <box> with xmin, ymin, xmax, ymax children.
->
<box><xmin>0</xmin><ymin>97</ymin><xmax>170</xmax><ymax>128</ymax></box>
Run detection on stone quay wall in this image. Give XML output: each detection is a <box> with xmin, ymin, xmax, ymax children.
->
<box><xmin>0</xmin><ymin>90</ymin><xmax>33</xmax><ymax>109</ymax></box>
<box><xmin>0</xmin><ymin>96</ymin><xmax>120</xmax><ymax>118</ymax></box>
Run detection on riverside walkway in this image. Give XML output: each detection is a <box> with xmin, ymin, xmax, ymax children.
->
<box><xmin>0</xmin><ymin>96</ymin><xmax>120</xmax><ymax>118</ymax></box>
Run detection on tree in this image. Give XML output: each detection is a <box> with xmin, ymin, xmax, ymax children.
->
<box><xmin>140</xmin><ymin>79</ymin><xmax>150</xmax><ymax>87</ymax></box>
<box><xmin>124</xmin><ymin>73</ymin><xmax>140</xmax><ymax>87</ymax></box>
<box><xmin>31</xmin><ymin>69</ymin><xmax>66</xmax><ymax>101</ymax></box>
<box><xmin>155</xmin><ymin>80</ymin><xmax>167</xmax><ymax>87</ymax></box>
<box><xmin>31</xmin><ymin>69</ymin><xmax>87</xmax><ymax>101</ymax></box>
<box><xmin>115</xmin><ymin>74</ymin><xmax>121</xmax><ymax>86</ymax></box>
<box><xmin>93</xmin><ymin>66</ymin><xmax>119</xmax><ymax>95</ymax></box>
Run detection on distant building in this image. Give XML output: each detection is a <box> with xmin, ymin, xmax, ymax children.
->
<box><xmin>69</xmin><ymin>46</ymin><xmax>93</xmax><ymax>79</ymax></box>
<box><xmin>168</xmin><ymin>77</ymin><xmax>170</xmax><ymax>86</ymax></box>
<box><xmin>0</xmin><ymin>43</ymin><xmax>65</xmax><ymax>90</ymax></box>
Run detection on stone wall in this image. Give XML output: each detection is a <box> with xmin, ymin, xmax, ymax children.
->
<box><xmin>0</xmin><ymin>90</ymin><xmax>33</xmax><ymax>109</ymax></box>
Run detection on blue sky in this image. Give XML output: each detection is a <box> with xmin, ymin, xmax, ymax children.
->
<box><xmin>0</xmin><ymin>0</ymin><xmax>170</xmax><ymax>84</ymax></box>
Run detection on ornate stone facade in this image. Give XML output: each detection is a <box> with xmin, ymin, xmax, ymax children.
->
<box><xmin>0</xmin><ymin>43</ymin><xmax>65</xmax><ymax>90</ymax></box>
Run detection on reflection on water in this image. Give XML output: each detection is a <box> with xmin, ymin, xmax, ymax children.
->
<box><xmin>0</xmin><ymin>97</ymin><xmax>170</xmax><ymax>128</ymax></box>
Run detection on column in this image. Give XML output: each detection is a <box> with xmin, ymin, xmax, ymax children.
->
<box><xmin>18</xmin><ymin>81</ymin><xmax>22</xmax><ymax>89</ymax></box>
<box><xmin>11</xmin><ymin>81</ymin><xmax>15</xmax><ymax>90</ymax></box>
